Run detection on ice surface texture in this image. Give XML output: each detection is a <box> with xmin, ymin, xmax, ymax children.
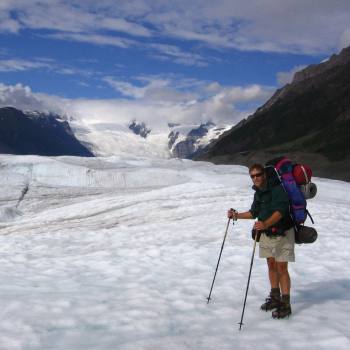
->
<box><xmin>0</xmin><ymin>154</ymin><xmax>349</xmax><ymax>349</ymax></box>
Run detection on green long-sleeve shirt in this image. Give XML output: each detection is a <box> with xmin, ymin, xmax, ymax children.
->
<box><xmin>249</xmin><ymin>182</ymin><xmax>291</xmax><ymax>228</ymax></box>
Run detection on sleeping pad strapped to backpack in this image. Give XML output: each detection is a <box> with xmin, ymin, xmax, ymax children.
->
<box><xmin>265</xmin><ymin>156</ymin><xmax>317</xmax><ymax>244</ymax></box>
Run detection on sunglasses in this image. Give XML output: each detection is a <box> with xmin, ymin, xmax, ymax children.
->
<box><xmin>250</xmin><ymin>172</ymin><xmax>264</xmax><ymax>179</ymax></box>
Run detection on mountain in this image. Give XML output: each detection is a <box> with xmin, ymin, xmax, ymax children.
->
<box><xmin>168</xmin><ymin>122</ymin><xmax>230</xmax><ymax>159</ymax></box>
<box><xmin>0</xmin><ymin>107</ymin><xmax>232</xmax><ymax>161</ymax></box>
<box><xmin>67</xmin><ymin>118</ymin><xmax>170</xmax><ymax>159</ymax></box>
<box><xmin>128</xmin><ymin>120</ymin><xmax>151</xmax><ymax>138</ymax></box>
<box><xmin>196</xmin><ymin>46</ymin><xmax>350</xmax><ymax>181</ymax></box>
<box><xmin>0</xmin><ymin>107</ymin><xmax>94</xmax><ymax>157</ymax></box>
<box><xmin>67</xmin><ymin>117</ymin><xmax>230</xmax><ymax>160</ymax></box>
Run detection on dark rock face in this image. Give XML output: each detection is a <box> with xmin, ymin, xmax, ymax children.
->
<box><xmin>169</xmin><ymin>122</ymin><xmax>217</xmax><ymax>159</ymax></box>
<box><xmin>172</xmin><ymin>139</ymin><xmax>196</xmax><ymax>159</ymax></box>
<box><xmin>0</xmin><ymin>107</ymin><xmax>94</xmax><ymax>157</ymax></box>
<box><xmin>168</xmin><ymin>130</ymin><xmax>180</xmax><ymax>150</ymax></box>
<box><xmin>196</xmin><ymin>47</ymin><xmax>350</xmax><ymax>181</ymax></box>
<box><xmin>188</xmin><ymin>122</ymin><xmax>214</xmax><ymax>138</ymax></box>
<box><xmin>128</xmin><ymin>120</ymin><xmax>151</xmax><ymax>138</ymax></box>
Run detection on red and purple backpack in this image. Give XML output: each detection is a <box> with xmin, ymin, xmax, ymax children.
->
<box><xmin>265</xmin><ymin>157</ymin><xmax>315</xmax><ymax>225</ymax></box>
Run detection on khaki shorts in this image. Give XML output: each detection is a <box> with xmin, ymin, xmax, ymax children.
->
<box><xmin>259</xmin><ymin>227</ymin><xmax>295</xmax><ymax>262</ymax></box>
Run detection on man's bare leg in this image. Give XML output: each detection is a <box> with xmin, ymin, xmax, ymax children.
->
<box><xmin>276</xmin><ymin>262</ymin><xmax>290</xmax><ymax>295</ymax></box>
<box><xmin>272</xmin><ymin>261</ymin><xmax>292</xmax><ymax>318</ymax></box>
<box><xmin>267</xmin><ymin>257</ymin><xmax>279</xmax><ymax>289</ymax></box>
<box><xmin>261</xmin><ymin>257</ymin><xmax>281</xmax><ymax>311</ymax></box>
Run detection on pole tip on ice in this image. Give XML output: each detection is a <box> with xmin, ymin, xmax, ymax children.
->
<box><xmin>238</xmin><ymin>322</ymin><xmax>244</xmax><ymax>331</ymax></box>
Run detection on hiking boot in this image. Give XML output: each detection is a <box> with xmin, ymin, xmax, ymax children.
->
<box><xmin>272</xmin><ymin>295</ymin><xmax>292</xmax><ymax>319</ymax></box>
<box><xmin>272</xmin><ymin>302</ymin><xmax>292</xmax><ymax>319</ymax></box>
<box><xmin>260</xmin><ymin>291</ymin><xmax>281</xmax><ymax>311</ymax></box>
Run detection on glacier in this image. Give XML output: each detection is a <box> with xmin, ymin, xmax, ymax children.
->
<box><xmin>0</xmin><ymin>154</ymin><xmax>350</xmax><ymax>349</ymax></box>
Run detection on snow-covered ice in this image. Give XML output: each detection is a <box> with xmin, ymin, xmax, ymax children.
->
<box><xmin>69</xmin><ymin>118</ymin><xmax>171</xmax><ymax>158</ymax></box>
<box><xmin>0</xmin><ymin>154</ymin><xmax>349</xmax><ymax>349</ymax></box>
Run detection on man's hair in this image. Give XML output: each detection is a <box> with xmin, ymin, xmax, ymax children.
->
<box><xmin>249</xmin><ymin>163</ymin><xmax>265</xmax><ymax>173</ymax></box>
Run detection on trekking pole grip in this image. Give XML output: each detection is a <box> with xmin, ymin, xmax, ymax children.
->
<box><xmin>230</xmin><ymin>208</ymin><xmax>238</xmax><ymax>223</ymax></box>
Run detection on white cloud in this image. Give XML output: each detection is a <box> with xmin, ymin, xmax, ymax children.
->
<box><xmin>104</xmin><ymin>78</ymin><xmax>272</xmax><ymax>126</ymax></box>
<box><xmin>0</xmin><ymin>17</ymin><xmax>21</xmax><ymax>33</ymax></box>
<box><xmin>276</xmin><ymin>65</ymin><xmax>307</xmax><ymax>86</ymax></box>
<box><xmin>45</xmin><ymin>33</ymin><xmax>136</xmax><ymax>49</ymax></box>
<box><xmin>103</xmin><ymin>76</ymin><xmax>196</xmax><ymax>102</ymax></box>
<box><xmin>339</xmin><ymin>28</ymin><xmax>350</xmax><ymax>50</ymax></box>
<box><xmin>1</xmin><ymin>1</ymin><xmax>151</xmax><ymax>37</ymax></box>
<box><xmin>0</xmin><ymin>56</ymin><xmax>96</xmax><ymax>77</ymax></box>
<box><xmin>2</xmin><ymin>1</ymin><xmax>350</xmax><ymax>56</ymax></box>
<box><xmin>148</xmin><ymin>43</ymin><xmax>208</xmax><ymax>67</ymax></box>
<box><xmin>0</xmin><ymin>79</ymin><xmax>273</xmax><ymax>128</ymax></box>
<box><xmin>38</xmin><ymin>35</ymin><xmax>209</xmax><ymax>68</ymax></box>
<box><xmin>100</xmin><ymin>18</ymin><xmax>152</xmax><ymax>37</ymax></box>
<box><xmin>0</xmin><ymin>83</ymin><xmax>66</xmax><ymax>114</ymax></box>
<box><xmin>142</xmin><ymin>0</ymin><xmax>350</xmax><ymax>54</ymax></box>
<box><xmin>103</xmin><ymin>78</ymin><xmax>149</xmax><ymax>99</ymax></box>
<box><xmin>0</xmin><ymin>58</ymin><xmax>53</xmax><ymax>72</ymax></box>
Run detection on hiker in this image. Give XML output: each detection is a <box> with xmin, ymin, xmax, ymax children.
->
<box><xmin>228</xmin><ymin>163</ymin><xmax>294</xmax><ymax>319</ymax></box>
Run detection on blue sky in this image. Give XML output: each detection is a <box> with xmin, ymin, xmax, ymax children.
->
<box><xmin>1</xmin><ymin>0</ymin><xmax>350</xmax><ymax>126</ymax></box>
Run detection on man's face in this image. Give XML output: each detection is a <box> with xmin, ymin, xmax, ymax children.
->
<box><xmin>249</xmin><ymin>169</ymin><xmax>266</xmax><ymax>188</ymax></box>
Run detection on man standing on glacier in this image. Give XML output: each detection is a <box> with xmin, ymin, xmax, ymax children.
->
<box><xmin>228</xmin><ymin>163</ymin><xmax>295</xmax><ymax>319</ymax></box>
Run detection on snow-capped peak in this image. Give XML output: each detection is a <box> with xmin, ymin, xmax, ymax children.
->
<box><xmin>168</xmin><ymin>122</ymin><xmax>231</xmax><ymax>159</ymax></box>
<box><xmin>128</xmin><ymin>120</ymin><xmax>152</xmax><ymax>138</ymax></box>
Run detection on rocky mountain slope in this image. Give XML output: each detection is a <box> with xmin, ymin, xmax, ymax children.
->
<box><xmin>0</xmin><ymin>107</ymin><xmax>94</xmax><ymax>157</ymax></box>
<box><xmin>196</xmin><ymin>46</ymin><xmax>350</xmax><ymax>181</ymax></box>
<box><xmin>128</xmin><ymin>120</ymin><xmax>151</xmax><ymax>138</ymax></box>
<box><xmin>0</xmin><ymin>104</ymin><xmax>231</xmax><ymax>160</ymax></box>
<box><xmin>168</xmin><ymin>122</ymin><xmax>230</xmax><ymax>159</ymax></box>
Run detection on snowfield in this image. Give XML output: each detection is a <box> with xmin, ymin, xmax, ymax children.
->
<box><xmin>69</xmin><ymin>119</ymin><xmax>171</xmax><ymax>159</ymax></box>
<box><xmin>0</xmin><ymin>154</ymin><xmax>350</xmax><ymax>350</ymax></box>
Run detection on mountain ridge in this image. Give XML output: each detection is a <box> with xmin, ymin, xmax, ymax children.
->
<box><xmin>0</xmin><ymin>107</ymin><xmax>94</xmax><ymax>157</ymax></box>
<box><xmin>196</xmin><ymin>46</ymin><xmax>350</xmax><ymax>181</ymax></box>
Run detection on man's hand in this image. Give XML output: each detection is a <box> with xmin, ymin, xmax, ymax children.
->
<box><xmin>254</xmin><ymin>221</ymin><xmax>267</xmax><ymax>231</ymax></box>
<box><xmin>227</xmin><ymin>208</ymin><xmax>238</xmax><ymax>220</ymax></box>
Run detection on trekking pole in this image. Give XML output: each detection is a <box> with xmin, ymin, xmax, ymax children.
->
<box><xmin>206</xmin><ymin>210</ymin><xmax>235</xmax><ymax>304</ymax></box>
<box><xmin>238</xmin><ymin>231</ymin><xmax>258</xmax><ymax>330</ymax></box>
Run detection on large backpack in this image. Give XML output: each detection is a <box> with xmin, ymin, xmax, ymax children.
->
<box><xmin>265</xmin><ymin>156</ymin><xmax>317</xmax><ymax>244</ymax></box>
